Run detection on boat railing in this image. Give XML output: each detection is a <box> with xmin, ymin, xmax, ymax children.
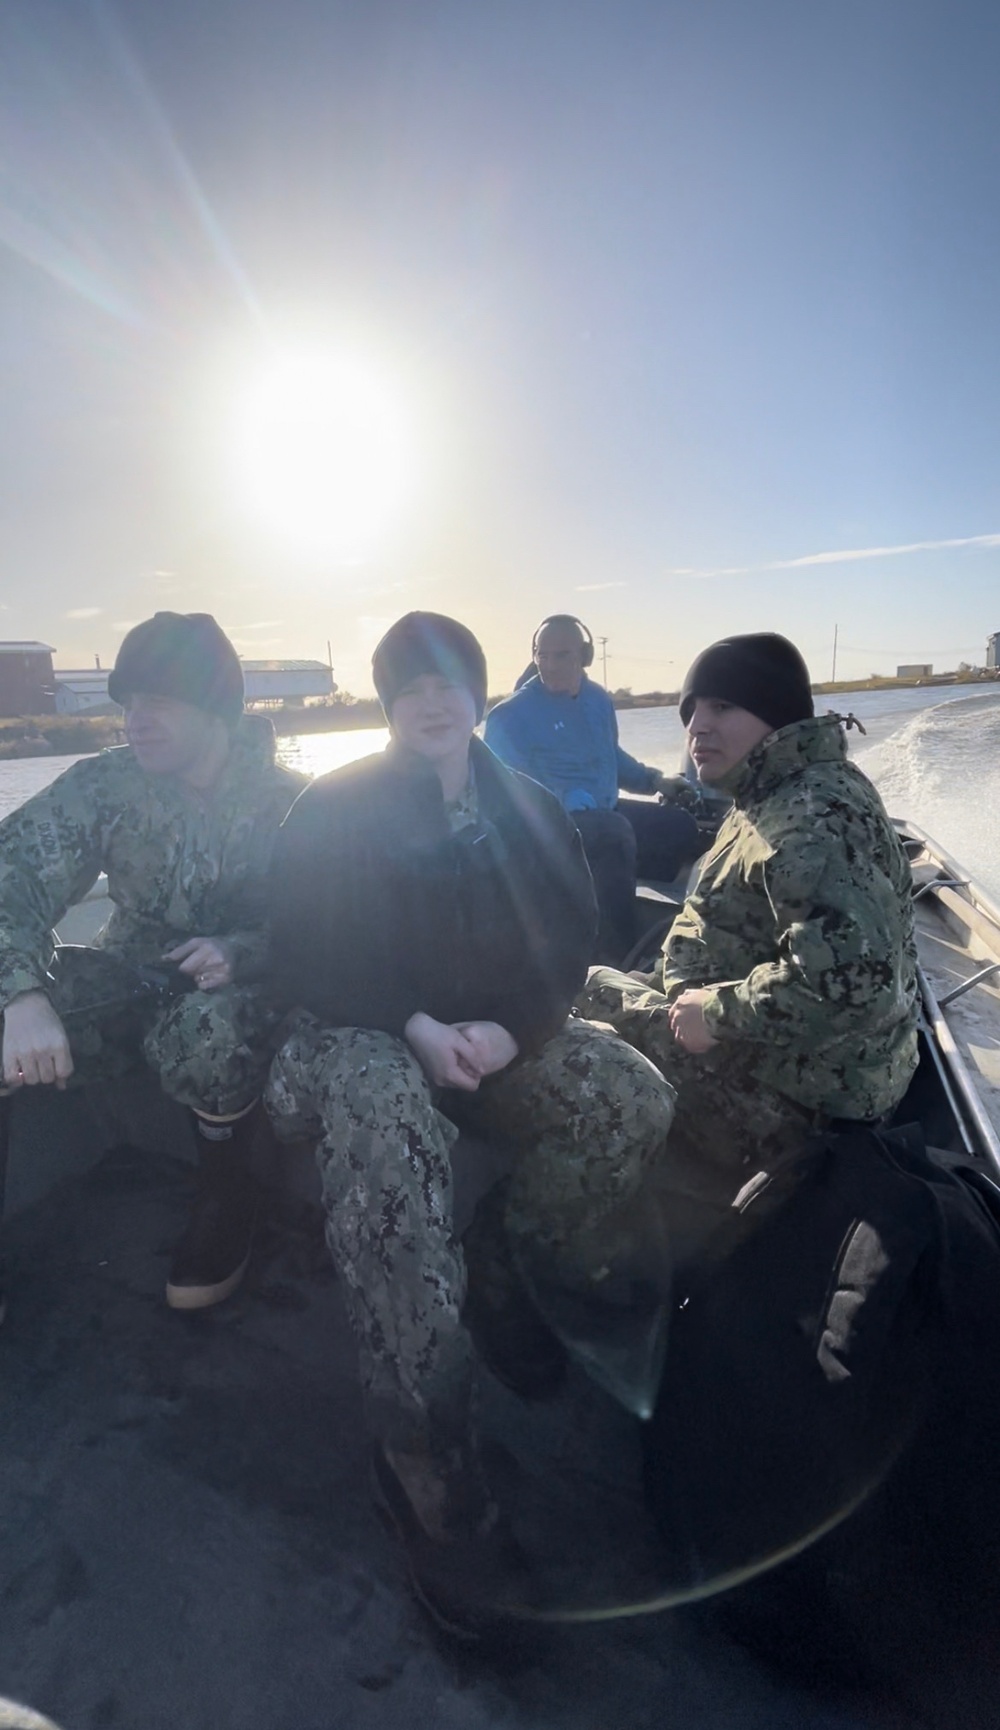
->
<box><xmin>897</xmin><ymin>819</ymin><xmax>1000</xmax><ymax>1177</ymax></box>
<box><xmin>937</xmin><ymin>962</ymin><xmax>1000</xmax><ymax>1008</ymax></box>
<box><xmin>897</xmin><ymin>816</ymin><xmax>1000</xmax><ymax>934</ymax></box>
<box><xmin>916</xmin><ymin>967</ymin><xmax>1000</xmax><ymax>1175</ymax></box>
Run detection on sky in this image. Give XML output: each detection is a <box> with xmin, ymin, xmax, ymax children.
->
<box><xmin>1</xmin><ymin>0</ymin><xmax>999</xmax><ymax>695</ymax></box>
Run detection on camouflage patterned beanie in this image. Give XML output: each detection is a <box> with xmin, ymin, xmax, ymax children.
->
<box><xmin>679</xmin><ymin>633</ymin><xmax>813</xmax><ymax>731</ymax></box>
<box><xmin>372</xmin><ymin>612</ymin><xmax>488</xmax><ymax>722</ymax></box>
<box><xmin>108</xmin><ymin>613</ymin><xmax>245</xmax><ymax>726</ymax></box>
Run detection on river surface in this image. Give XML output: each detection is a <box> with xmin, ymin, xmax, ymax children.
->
<box><xmin>3</xmin><ymin>681</ymin><xmax>999</xmax><ymax>897</ymax></box>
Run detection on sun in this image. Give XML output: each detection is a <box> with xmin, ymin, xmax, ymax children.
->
<box><xmin>230</xmin><ymin>348</ymin><xmax>417</xmax><ymax>558</ymax></box>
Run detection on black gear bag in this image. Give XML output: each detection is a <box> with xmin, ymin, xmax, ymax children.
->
<box><xmin>643</xmin><ymin>1122</ymin><xmax>1000</xmax><ymax>1595</ymax></box>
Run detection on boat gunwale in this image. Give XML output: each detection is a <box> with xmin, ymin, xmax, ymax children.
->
<box><xmin>895</xmin><ymin>818</ymin><xmax>1000</xmax><ymax>1177</ymax></box>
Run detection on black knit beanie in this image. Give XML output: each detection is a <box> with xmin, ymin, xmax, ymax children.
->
<box><xmin>108</xmin><ymin>612</ymin><xmax>245</xmax><ymax>727</ymax></box>
<box><xmin>372</xmin><ymin>612</ymin><xmax>488</xmax><ymax>722</ymax></box>
<box><xmin>679</xmin><ymin>633</ymin><xmax>814</xmax><ymax>731</ymax></box>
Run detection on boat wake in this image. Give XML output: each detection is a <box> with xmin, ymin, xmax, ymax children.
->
<box><xmin>858</xmin><ymin>695</ymin><xmax>1000</xmax><ymax>901</ymax></box>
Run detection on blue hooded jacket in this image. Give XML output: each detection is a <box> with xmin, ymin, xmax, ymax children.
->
<box><xmin>484</xmin><ymin>673</ymin><xmax>658</xmax><ymax>812</ymax></box>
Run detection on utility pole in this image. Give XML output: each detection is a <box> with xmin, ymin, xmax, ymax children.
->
<box><xmin>597</xmin><ymin>636</ymin><xmax>609</xmax><ymax>687</ymax></box>
<box><xmin>831</xmin><ymin>623</ymin><xmax>838</xmax><ymax>684</ymax></box>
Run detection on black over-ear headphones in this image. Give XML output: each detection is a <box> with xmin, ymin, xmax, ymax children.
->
<box><xmin>531</xmin><ymin>614</ymin><xmax>595</xmax><ymax>668</ymax></box>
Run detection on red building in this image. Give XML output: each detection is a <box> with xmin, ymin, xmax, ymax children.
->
<box><xmin>0</xmin><ymin>642</ymin><xmax>56</xmax><ymax>716</ymax></box>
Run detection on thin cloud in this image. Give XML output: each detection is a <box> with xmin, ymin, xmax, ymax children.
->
<box><xmin>65</xmin><ymin>606</ymin><xmax>103</xmax><ymax>619</ymax></box>
<box><xmin>221</xmin><ymin>619</ymin><xmax>283</xmax><ymax>632</ymax></box>
<box><xmin>670</xmin><ymin>532</ymin><xmax>1000</xmax><ymax>581</ymax></box>
<box><xmin>576</xmin><ymin>581</ymin><xmax>627</xmax><ymax>592</ymax></box>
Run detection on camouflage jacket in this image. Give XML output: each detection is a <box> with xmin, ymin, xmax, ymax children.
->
<box><xmin>0</xmin><ymin>714</ymin><xmax>305</xmax><ymax>1010</ymax></box>
<box><xmin>658</xmin><ymin>715</ymin><xmax>919</xmax><ymax>1119</ymax></box>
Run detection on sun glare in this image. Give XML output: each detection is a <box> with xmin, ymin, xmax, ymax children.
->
<box><xmin>231</xmin><ymin>349</ymin><xmax>416</xmax><ymax>558</ymax></box>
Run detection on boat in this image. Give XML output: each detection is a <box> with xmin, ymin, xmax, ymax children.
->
<box><xmin>1</xmin><ymin>824</ymin><xmax>1000</xmax><ymax>1728</ymax></box>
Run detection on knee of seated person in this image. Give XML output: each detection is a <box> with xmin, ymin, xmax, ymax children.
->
<box><xmin>586</xmin><ymin>1033</ymin><xmax>674</xmax><ymax>1133</ymax></box>
<box><xmin>285</xmin><ymin>1023</ymin><xmax>429</xmax><ymax>1102</ymax></box>
<box><xmin>147</xmin><ymin>984</ymin><xmax>239</xmax><ymax>1044</ymax></box>
<box><xmin>612</xmin><ymin>1060</ymin><xmax>675</xmax><ymax>1148</ymax></box>
<box><xmin>145</xmin><ymin>998</ymin><xmax>268</xmax><ymax>1113</ymax></box>
<box><xmin>555</xmin><ymin>1019</ymin><xmax>675</xmax><ymax>1126</ymax></box>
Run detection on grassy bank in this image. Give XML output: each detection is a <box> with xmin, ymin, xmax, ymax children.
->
<box><xmin>0</xmin><ymin>715</ymin><xmax>124</xmax><ymax>760</ymax></box>
<box><xmin>812</xmin><ymin>671</ymin><xmax>999</xmax><ymax>696</ymax></box>
<box><xmin>611</xmin><ymin>669</ymin><xmax>999</xmax><ymax>709</ymax></box>
<box><xmin>2</xmin><ymin>669</ymin><xmax>996</xmax><ymax>760</ymax></box>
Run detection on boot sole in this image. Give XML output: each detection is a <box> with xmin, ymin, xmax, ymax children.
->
<box><xmin>165</xmin><ymin>1250</ymin><xmax>250</xmax><ymax>1312</ymax></box>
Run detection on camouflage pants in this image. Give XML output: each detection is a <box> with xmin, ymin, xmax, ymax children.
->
<box><xmin>580</xmin><ymin>968</ymin><xmax>818</xmax><ymax>1263</ymax></box>
<box><xmin>265</xmin><ymin>1015</ymin><xmax>674</xmax><ymax>1449</ymax></box>
<box><xmin>42</xmin><ymin>946</ymin><xmax>280</xmax><ymax>1117</ymax></box>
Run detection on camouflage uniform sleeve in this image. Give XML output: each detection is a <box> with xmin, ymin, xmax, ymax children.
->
<box><xmin>700</xmin><ymin>824</ymin><xmax>910</xmax><ymax>1049</ymax></box>
<box><xmin>0</xmin><ymin>760</ymin><xmax>107</xmax><ymax>1009</ymax></box>
<box><xmin>215</xmin><ymin>766</ymin><xmax>308</xmax><ymax>984</ymax></box>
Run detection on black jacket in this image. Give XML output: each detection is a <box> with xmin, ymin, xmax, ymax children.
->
<box><xmin>267</xmin><ymin>737</ymin><xmax>597</xmax><ymax>1055</ymax></box>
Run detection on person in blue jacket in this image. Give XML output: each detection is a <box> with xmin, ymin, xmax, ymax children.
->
<box><xmin>485</xmin><ymin>614</ymin><xmax>701</xmax><ymax>962</ymax></box>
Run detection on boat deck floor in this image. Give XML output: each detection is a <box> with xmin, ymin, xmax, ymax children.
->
<box><xmin>0</xmin><ymin>1142</ymin><xmax>925</xmax><ymax>1730</ymax></box>
<box><xmin>5</xmin><ymin>1117</ymin><xmax>1000</xmax><ymax>1728</ymax></box>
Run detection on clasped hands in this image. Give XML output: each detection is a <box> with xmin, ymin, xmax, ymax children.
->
<box><xmin>404</xmin><ymin>1012</ymin><xmax>519</xmax><ymax>1091</ymax></box>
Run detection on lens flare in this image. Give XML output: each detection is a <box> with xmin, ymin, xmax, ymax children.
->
<box><xmin>230</xmin><ymin>348</ymin><xmax>416</xmax><ymax>559</ymax></box>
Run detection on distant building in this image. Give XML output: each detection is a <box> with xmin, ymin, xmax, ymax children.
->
<box><xmin>987</xmin><ymin>633</ymin><xmax>1000</xmax><ymax>671</ymax></box>
<box><xmin>241</xmin><ymin>660</ymin><xmax>336</xmax><ymax>705</ymax></box>
<box><xmin>0</xmin><ymin>642</ymin><xmax>56</xmax><ymax>716</ymax></box>
<box><xmin>896</xmin><ymin>663</ymin><xmax>933</xmax><ymax>679</ymax></box>
<box><xmin>53</xmin><ymin>672</ymin><xmax>118</xmax><ymax>716</ymax></box>
<box><xmin>51</xmin><ymin>658</ymin><xmax>337</xmax><ymax>713</ymax></box>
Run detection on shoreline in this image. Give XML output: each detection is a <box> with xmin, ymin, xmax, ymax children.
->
<box><xmin>0</xmin><ymin>671</ymin><xmax>996</xmax><ymax>760</ymax></box>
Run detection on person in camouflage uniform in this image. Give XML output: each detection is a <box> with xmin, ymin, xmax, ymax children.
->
<box><xmin>581</xmin><ymin>632</ymin><xmax>919</xmax><ymax>1265</ymax></box>
<box><xmin>0</xmin><ymin>612</ymin><xmax>304</xmax><ymax>1311</ymax></box>
<box><xmin>264</xmin><ymin>612</ymin><xmax>674</xmax><ymax>1630</ymax></box>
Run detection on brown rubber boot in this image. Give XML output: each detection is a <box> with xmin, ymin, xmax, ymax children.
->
<box><xmin>166</xmin><ymin>1101</ymin><xmax>261</xmax><ymax>1310</ymax></box>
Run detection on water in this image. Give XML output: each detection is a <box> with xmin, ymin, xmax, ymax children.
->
<box><xmin>4</xmin><ymin>683</ymin><xmax>1000</xmax><ymax>896</ymax></box>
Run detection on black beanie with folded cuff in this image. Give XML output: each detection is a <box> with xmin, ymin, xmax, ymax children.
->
<box><xmin>679</xmin><ymin>632</ymin><xmax>814</xmax><ymax>732</ymax></box>
<box><xmin>372</xmin><ymin>612</ymin><xmax>489</xmax><ymax>723</ymax></box>
<box><xmin>108</xmin><ymin>612</ymin><xmax>245</xmax><ymax>727</ymax></box>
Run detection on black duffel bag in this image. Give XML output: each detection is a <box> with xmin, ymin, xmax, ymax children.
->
<box><xmin>643</xmin><ymin>1122</ymin><xmax>1000</xmax><ymax>1595</ymax></box>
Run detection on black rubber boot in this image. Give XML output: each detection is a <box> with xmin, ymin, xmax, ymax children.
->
<box><xmin>166</xmin><ymin>1101</ymin><xmax>261</xmax><ymax>1311</ymax></box>
<box><xmin>370</xmin><ymin>1436</ymin><xmax>526</xmax><ymax>1639</ymax></box>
